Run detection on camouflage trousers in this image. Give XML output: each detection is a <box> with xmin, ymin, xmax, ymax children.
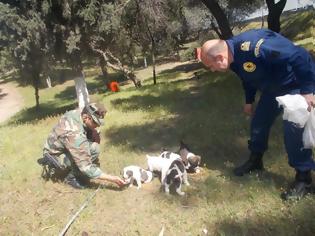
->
<box><xmin>43</xmin><ymin>141</ymin><xmax>100</xmax><ymax>179</ymax></box>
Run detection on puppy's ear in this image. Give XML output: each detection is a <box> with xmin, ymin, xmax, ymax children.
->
<box><xmin>141</xmin><ymin>169</ymin><xmax>152</xmax><ymax>182</ymax></box>
<box><xmin>126</xmin><ymin>170</ymin><xmax>133</xmax><ymax>178</ymax></box>
<box><xmin>196</xmin><ymin>155</ymin><xmax>201</xmax><ymax>165</ymax></box>
<box><xmin>179</xmin><ymin>140</ymin><xmax>190</xmax><ymax>151</ymax></box>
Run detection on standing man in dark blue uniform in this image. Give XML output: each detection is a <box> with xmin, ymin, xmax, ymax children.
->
<box><xmin>200</xmin><ymin>29</ymin><xmax>315</xmax><ymax>200</ymax></box>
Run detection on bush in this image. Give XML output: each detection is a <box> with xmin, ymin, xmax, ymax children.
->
<box><xmin>178</xmin><ymin>47</ymin><xmax>195</xmax><ymax>62</ymax></box>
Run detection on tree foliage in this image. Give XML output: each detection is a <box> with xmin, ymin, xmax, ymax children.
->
<box><xmin>0</xmin><ymin>1</ymin><xmax>51</xmax><ymax>109</ymax></box>
<box><xmin>190</xmin><ymin>0</ymin><xmax>264</xmax><ymax>39</ymax></box>
<box><xmin>0</xmin><ymin>0</ymin><xmax>288</xmax><ymax>108</ymax></box>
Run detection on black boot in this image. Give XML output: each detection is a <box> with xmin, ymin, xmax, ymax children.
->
<box><xmin>234</xmin><ymin>152</ymin><xmax>264</xmax><ymax>176</ymax></box>
<box><xmin>37</xmin><ymin>153</ymin><xmax>63</xmax><ymax>169</ymax></box>
<box><xmin>281</xmin><ymin>170</ymin><xmax>312</xmax><ymax>201</ymax></box>
<box><xmin>64</xmin><ymin>173</ymin><xmax>86</xmax><ymax>189</ymax></box>
<box><xmin>37</xmin><ymin>153</ymin><xmax>65</xmax><ymax>181</ymax></box>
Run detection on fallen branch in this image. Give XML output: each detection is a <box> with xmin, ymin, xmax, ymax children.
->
<box><xmin>41</xmin><ymin>224</ymin><xmax>55</xmax><ymax>231</ymax></box>
<box><xmin>59</xmin><ymin>186</ymin><xmax>100</xmax><ymax>236</ymax></box>
<box><xmin>158</xmin><ymin>225</ymin><xmax>165</xmax><ymax>236</ymax></box>
<box><xmin>90</xmin><ymin>41</ymin><xmax>141</xmax><ymax>88</ymax></box>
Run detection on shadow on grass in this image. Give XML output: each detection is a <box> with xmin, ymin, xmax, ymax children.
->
<box><xmin>158</xmin><ymin>61</ymin><xmax>203</xmax><ymax>75</ymax></box>
<box><xmin>7</xmin><ymin>102</ymin><xmax>77</xmax><ymax>125</ymax></box>
<box><xmin>212</xmin><ymin>200</ymin><xmax>315</xmax><ymax>235</ymax></box>
<box><xmin>106</xmin><ymin>73</ymin><xmax>246</xmax><ymax>171</ymax></box>
<box><xmin>5</xmin><ymin>71</ymin><xmax>129</xmax><ymax>125</ymax></box>
<box><xmin>0</xmin><ymin>88</ymin><xmax>8</xmax><ymax>100</ymax></box>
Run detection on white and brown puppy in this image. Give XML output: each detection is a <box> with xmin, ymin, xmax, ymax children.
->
<box><xmin>179</xmin><ymin>141</ymin><xmax>201</xmax><ymax>173</ymax></box>
<box><xmin>146</xmin><ymin>154</ymin><xmax>189</xmax><ymax>195</ymax></box>
<box><xmin>122</xmin><ymin>165</ymin><xmax>153</xmax><ymax>189</ymax></box>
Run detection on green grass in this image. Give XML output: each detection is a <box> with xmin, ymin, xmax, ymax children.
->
<box><xmin>236</xmin><ymin>9</ymin><xmax>315</xmax><ymax>47</ymax></box>
<box><xmin>1</xmin><ymin>11</ymin><xmax>315</xmax><ymax>235</ymax></box>
<box><xmin>281</xmin><ymin>10</ymin><xmax>315</xmax><ymax>42</ymax></box>
<box><xmin>1</xmin><ymin>61</ymin><xmax>315</xmax><ymax>235</ymax></box>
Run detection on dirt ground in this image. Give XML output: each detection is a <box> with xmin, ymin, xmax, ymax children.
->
<box><xmin>0</xmin><ymin>79</ymin><xmax>24</xmax><ymax>123</ymax></box>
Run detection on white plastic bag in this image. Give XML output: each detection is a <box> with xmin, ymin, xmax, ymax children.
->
<box><xmin>303</xmin><ymin>108</ymin><xmax>315</xmax><ymax>148</ymax></box>
<box><xmin>276</xmin><ymin>94</ymin><xmax>310</xmax><ymax>127</ymax></box>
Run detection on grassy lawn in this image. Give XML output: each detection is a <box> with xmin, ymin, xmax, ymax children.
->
<box><xmin>1</xmin><ymin>60</ymin><xmax>315</xmax><ymax>235</ymax></box>
<box><xmin>1</xmin><ymin>10</ymin><xmax>315</xmax><ymax>236</ymax></box>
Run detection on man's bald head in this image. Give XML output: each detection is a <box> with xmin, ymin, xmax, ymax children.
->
<box><xmin>200</xmin><ymin>39</ymin><xmax>232</xmax><ymax>72</ymax></box>
<box><xmin>201</xmin><ymin>39</ymin><xmax>225</xmax><ymax>60</ymax></box>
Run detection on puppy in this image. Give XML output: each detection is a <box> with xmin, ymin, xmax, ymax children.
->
<box><xmin>146</xmin><ymin>154</ymin><xmax>189</xmax><ymax>195</ymax></box>
<box><xmin>122</xmin><ymin>165</ymin><xmax>153</xmax><ymax>189</ymax></box>
<box><xmin>178</xmin><ymin>141</ymin><xmax>201</xmax><ymax>173</ymax></box>
<box><xmin>159</xmin><ymin>151</ymin><xmax>182</xmax><ymax>160</ymax></box>
<box><xmin>159</xmin><ymin>150</ymin><xmax>190</xmax><ymax>168</ymax></box>
<box><xmin>164</xmin><ymin>159</ymin><xmax>189</xmax><ymax>195</ymax></box>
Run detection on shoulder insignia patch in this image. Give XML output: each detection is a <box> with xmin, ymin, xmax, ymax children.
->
<box><xmin>241</xmin><ymin>41</ymin><xmax>251</xmax><ymax>51</ymax></box>
<box><xmin>254</xmin><ymin>38</ymin><xmax>264</xmax><ymax>57</ymax></box>
<box><xmin>243</xmin><ymin>62</ymin><xmax>256</xmax><ymax>72</ymax></box>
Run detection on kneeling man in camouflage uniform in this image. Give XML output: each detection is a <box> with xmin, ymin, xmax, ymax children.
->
<box><xmin>38</xmin><ymin>103</ymin><xmax>126</xmax><ymax>189</ymax></box>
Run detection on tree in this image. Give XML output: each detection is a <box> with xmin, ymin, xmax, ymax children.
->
<box><xmin>199</xmin><ymin>0</ymin><xmax>233</xmax><ymax>39</ymax></box>
<box><xmin>122</xmin><ymin>0</ymin><xmax>187</xmax><ymax>84</ymax></box>
<box><xmin>48</xmin><ymin>0</ymin><xmax>91</xmax><ymax>109</ymax></box>
<box><xmin>83</xmin><ymin>1</ymin><xmax>142</xmax><ymax>88</ymax></box>
<box><xmin>0</xmin><ymin>1</ymin><xmax>50</xmax><ymax>110</ymax></box>
<box><xmin>266</xmin><ymin>0</ymin><xmax>287</xmax><ymax>33</ymax></box>
<box><xmin>193</xmin><ymin>0</ymin><xmax>264</xmax><ymax>39</ymax></box>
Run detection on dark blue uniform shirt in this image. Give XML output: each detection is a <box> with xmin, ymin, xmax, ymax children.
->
<box><xmin>226</xmin><ymin>29</ymin><xmax>315</xmax><ymax>104</ymax></box>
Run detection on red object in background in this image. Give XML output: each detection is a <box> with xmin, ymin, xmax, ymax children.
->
<box><xmin>107</xmin><ymin>81</ymin><xmax>119</xmax><ymax>92</ymax></box>
<box><xmin>194</xmin><ymin>47</ymin><xmax>201</xmax><ymax>61</ymax></box>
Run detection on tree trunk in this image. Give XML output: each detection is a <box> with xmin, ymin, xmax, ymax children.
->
<box><xmin>74</xmin><ymin>72</ymin><xmax>89</xmax><ymax>110</ymax></box>
<box><xmin>46</xmin><ymin>76</ymin><xmax>52</xmax><ymax>88</ymax></box>
<box><xmin>32</xmin><ymin>70</ymin><xmax>40</xmax><ymax>111</ymax></box>
<box><xmin>99</xmin><ymin>56</ymin><xmax>108</xmax><ymax>78</ymax></box>
<box><xmin>200</xmin><ymin>0</ymin><xmax>233</xmax><ymax>39</ymax></box>
<box><xmin>151</xmin><ymin>40</ymin><xmax>157</xmax><ymax>85</ymax></box>
<box><xmin>266</xmin><ymin>0</ymin><xmax>287</xmax><ymax>33</ymax></box>
<box><xmin>261</xmin><ymin>8</ymin><xmax>265</xmax><ymax>28</ymax></box>
<box><xmin>144</xmin><ymin>57</ymin><xmax>147</xmax><ymax>68</ymax></box>
<box><xmin>71</xmin><ymin>53</ymin><xmax>90</xmax><ymax>109</ymax></box>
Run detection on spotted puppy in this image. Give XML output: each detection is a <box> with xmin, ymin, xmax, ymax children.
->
<box><xmin>122</xmin><ymin>165</ymin><xmax>153</xmax><ymax>189</ymax></box>
<box><xmin>178</xmin><ymin>141</ymin><xmax>201</xmax><ymax>173</ymax></box>
<box><xmin>147</xmin><ymin>154</ymin><xmax>189</xmax><ymax>195</ymax></box>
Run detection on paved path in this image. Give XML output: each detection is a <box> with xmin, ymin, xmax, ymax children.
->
<box><xmin>0</xmin><ymin>80</ymin><xmax>24</xmax><ymax>123</ymax></box>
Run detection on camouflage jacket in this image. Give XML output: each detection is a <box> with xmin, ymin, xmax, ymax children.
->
<box><xmin>44</xmin><ymin>109</ymin><xmax>103</xmax><ymax>178</ymax></box>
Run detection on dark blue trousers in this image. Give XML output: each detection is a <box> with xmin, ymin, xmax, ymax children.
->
<box><xmin>248</xmin><ymin>91</ymin><xmax>315</xmax><ymax>171</ymax></box>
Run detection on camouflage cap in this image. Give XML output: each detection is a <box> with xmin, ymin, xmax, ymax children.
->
<box><xmin>84</xmin><ymin>103</ymin><xmax>107</xmax><ymax>126</ymax></box>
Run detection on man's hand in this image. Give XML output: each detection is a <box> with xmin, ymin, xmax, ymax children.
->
<box><xmin>95</xmin><ymin>173</ymin><xmax>127</xmax><ymax>187</ymax></box>
<box><xmin>243</xmin><ymin>103</ymin><xmax>254</xmax><ymax>116</ymax></box>
<box><xmin>302</xmin><ymin>93</ymin><xmax>315</xmax><ymax>111</ymax></box>
<box><xmin>110</xmin><ymin>176</ymin><xmax>127</xmax><ymax>187</ymax></box>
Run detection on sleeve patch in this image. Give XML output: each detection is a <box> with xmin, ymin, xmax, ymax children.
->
<box><xmin>241</xmin><ymin>41</ymin><xmax>251</xmax><ymax>51</ymax></box>
<box><xmin>254</xmin><ymin>38</ymin><xmax>264</xmax><ymax>57</ymax></box>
